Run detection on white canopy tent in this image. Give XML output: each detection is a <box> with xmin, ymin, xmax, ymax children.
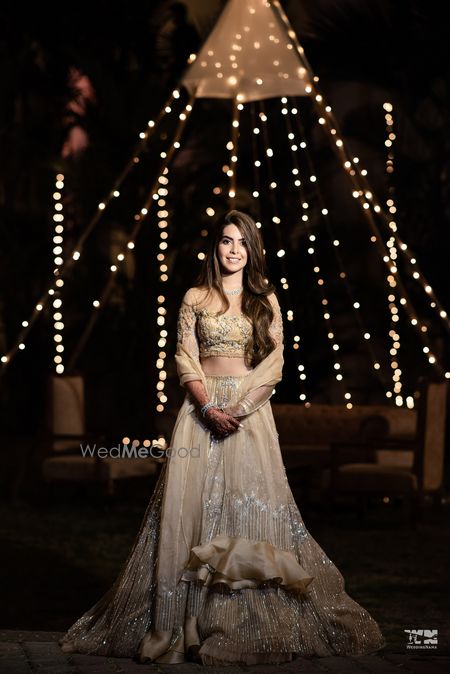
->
<box><xmin>182</xmin><ymin>0</ymin><xmax>310</xmax><ymax>102</ymax></box>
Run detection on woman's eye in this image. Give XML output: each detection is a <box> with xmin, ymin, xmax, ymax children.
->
<box><xmin>221</xmin><ymin>239</ymin><xmax>246</xmax><ymax>246</ymax></box>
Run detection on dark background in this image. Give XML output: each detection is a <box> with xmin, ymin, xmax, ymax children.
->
<box><xmin>1</xmin><ymin>0</ymin><xmax>449</xmax><ymax>440</ymax></box>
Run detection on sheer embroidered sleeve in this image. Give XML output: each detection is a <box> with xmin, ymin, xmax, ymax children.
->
<box><xmin>267</xmin><ymin>291</ymin><xmax>284</xmax><ymax>349</ymax></box>
<box><xmin>222</xmin><ymin>292</ymin><xmax>284</xmax><ymax>417</ymax></box>
<box><xmin>175</xmin><ymin>288</ymin><xmax>202</xmax><ymax>386</ymax></box>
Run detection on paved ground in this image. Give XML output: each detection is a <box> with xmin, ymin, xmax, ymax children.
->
<box><xmin>1</xmin><ymin>631</ymin><xmax>449</xmax><ymax>674</ymax></box>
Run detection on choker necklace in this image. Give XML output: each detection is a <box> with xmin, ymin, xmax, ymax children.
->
<box><xmin>223</xmin><ymin>286</ymin><xmax>243</xmax><ymax>295</ymax></box>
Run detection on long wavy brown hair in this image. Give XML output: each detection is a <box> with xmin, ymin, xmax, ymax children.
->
<box><xmin>193</xmin><ymin>210</ymin><xmax>278</xmax><ymax>367</ymax></box>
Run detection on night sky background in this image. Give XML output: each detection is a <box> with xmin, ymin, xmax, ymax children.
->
<box><xmin>1</xmin><ymin>0</ymin><xmax>449</xmax><ymax>442</ymax></box>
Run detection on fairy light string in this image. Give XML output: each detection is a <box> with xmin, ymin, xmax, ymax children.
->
<box><xmin>197</xmin><ymin>99</ymin><xmax>243</xmax><ymax>269</ymax></box>
<box><xmin>253</xmin><ymin>99</ymin><xmax>309</xmax><ymax>404</ymax></box>
<box><xmin>65</xmin><ymin>93</ymin><xmax>196</xmax><ymax>374</ymax></box>
<box><xmin>154</xmin><ymin>168</ymin><xmax>171</xmax><ymax>413</ymax></box>
<box><xmin>260</xmin><ymin>99</ymin><xmax>353</xmax><ymax>407</ymax></box>
<box><xmin>381</xmin><ymin>102</ymin><xmax>409</xmax><ymax>405</ymax></box>
<box><xmin>228</xmin><ymin>96</ymin><xmax>241</xmax><ymax>207</ymax></box>
<box><xmin>270</xmin><ymin>0</ymin><xmax>447</xmax><ymax>378</ymax></box>
<box><xmin>0</xmin><ymin>88</ymin><xmax>182</xmax><ymax>372</ymax></box>
<box><xmin>347</xmin><ymin>108</ymin><xmax>450</xmax><ymax>336</ymax></box>
<box><xmin>327</xmin><ymin>116</ymin><xmax>445</xmax><ymax>378</ymax></box>
<box><xmin>203</xmin><ymin>120</ymin><xmax>232</xmax><ymax>229</ymax></box>
<box><xmin>286</xmin><ymin>100</ymin><xmax>396</xmax><ymax>398</ymax></box>
<box><xmin>250</xmin><ymin>102</ymin><xmax>262</xmax><ymax>214</ymax></box>
<box><xmin>323</xmin><ymin>118</ymin><xmax>445</xmax><ymax>377</ymax></box>
<box><xmin>52</xmin><ymin>173</ymin><xmax>66</xmax><ymax>374</ymax></box>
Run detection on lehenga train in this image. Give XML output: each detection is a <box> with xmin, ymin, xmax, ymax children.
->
<box><xmin>59</xmin><ymin>371</ymin><xmax>386</xmax><ymax>665</ymax></box>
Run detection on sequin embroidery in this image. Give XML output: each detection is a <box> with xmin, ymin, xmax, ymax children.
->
<box><xmin>197</xmin><ymin>308</ymin><xmax>253</xmax><ymax>359</ymax></box>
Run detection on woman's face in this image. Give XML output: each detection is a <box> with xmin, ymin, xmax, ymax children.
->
<box><xmin>216</xmin><ymin>224</ymin><xmax>248</xmax><ymax>275</ymax></box>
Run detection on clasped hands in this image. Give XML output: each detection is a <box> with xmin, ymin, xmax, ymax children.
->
<box><xmin>202</xmin><ymin>405</ymin><xmax>243</xmax><ymax>439</ymax></box>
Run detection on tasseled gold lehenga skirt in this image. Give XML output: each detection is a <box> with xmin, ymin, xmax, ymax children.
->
<box><xmin>59</xmin><ymin>373</ymin><xmax>386</xmax><ymax>665</ymax></box>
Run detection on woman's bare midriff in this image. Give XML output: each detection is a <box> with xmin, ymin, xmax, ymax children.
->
<box><xmin>200</xmin><ymin>355</ymin><xmax>253</xmax><ymax>376</ymax></box>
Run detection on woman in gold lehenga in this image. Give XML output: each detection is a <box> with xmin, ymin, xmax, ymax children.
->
<box><xmin>59</xmin><ymin>210</ymin><xmax>386</xmax><ymax>665</ymax></box>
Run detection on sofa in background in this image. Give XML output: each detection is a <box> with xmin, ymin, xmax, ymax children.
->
<box><xmin>271</xmin><ymin>379</ymin><xmax>448</xmax><ymax>525</ymax></box>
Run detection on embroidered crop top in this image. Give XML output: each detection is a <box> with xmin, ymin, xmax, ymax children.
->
<box><xmin>196</xmin><ymin>308</ymin><xmax>253</xmax><ymax>358</ymax></box>
<box><xmin>176</xmin><ymin>288</ymin><xmax>283</xmax><ymax>360</ymax></box>
<box><xmin>176</xmin><ymin>288</ymin><xmax>284</xmax><ymax>417</ymax></box>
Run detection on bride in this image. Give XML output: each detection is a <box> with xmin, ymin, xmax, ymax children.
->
<box><xmin>59</xmin><ymin>209</ymin><xmax>386</xmax><ymax>665</ymax></box>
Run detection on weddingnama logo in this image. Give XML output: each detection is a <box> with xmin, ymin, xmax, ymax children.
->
<box><xmin>404</xmin><ymin>629</ymin><xmax>438</xmax><ymax>650</ymax></box>
<box><xmin>79</xmin><ymin>441</ymin><xmax>200</xmax><ymax>460</ymax></box>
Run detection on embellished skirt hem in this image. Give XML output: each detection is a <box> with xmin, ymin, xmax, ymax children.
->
<box><xmin>138</xmin><ymin>612</ymin><xmax>386</xmax><ymax>665</ymax></box>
